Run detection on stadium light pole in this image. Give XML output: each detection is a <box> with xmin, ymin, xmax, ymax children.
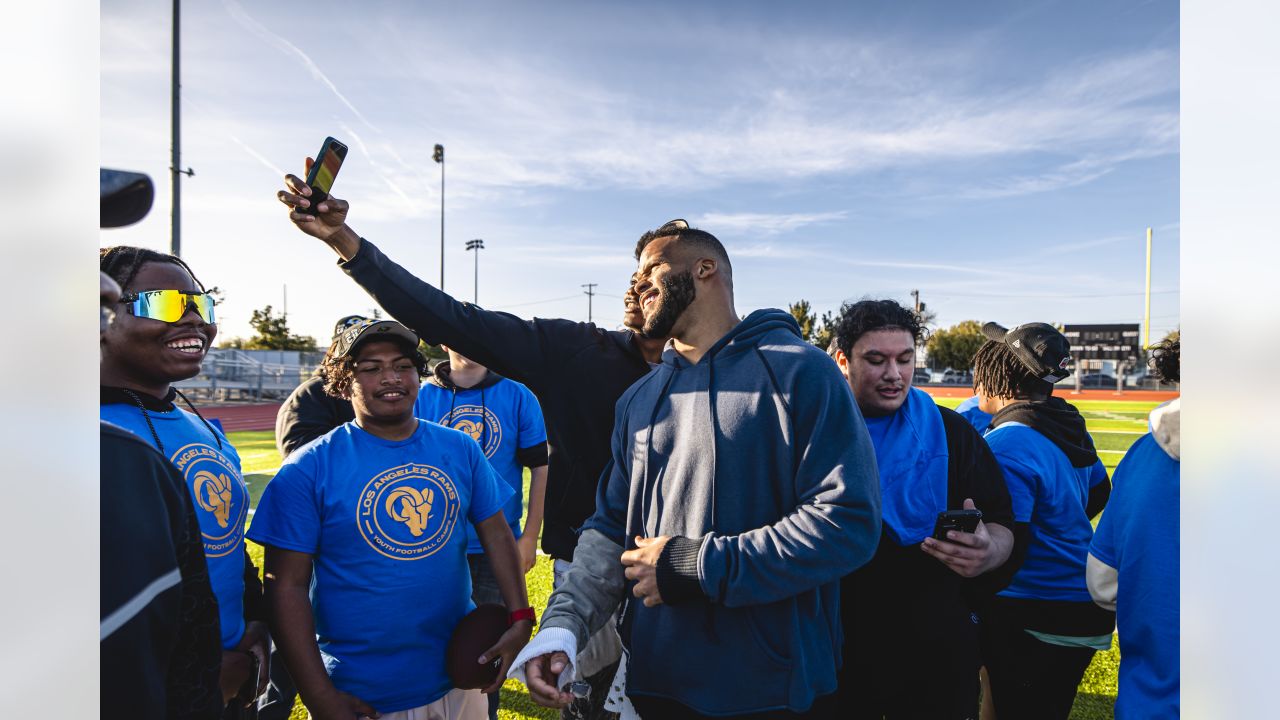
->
<box><xmin>1143</xmin><ymin>227</ymin><xmax>1153</xmax><ymax>349</ymax></box>
<box><xmin>434</xmin><ymin>144</ymin><xmax>445</xmax><ymax>290</ymax></box>
<box><xmin>466</xmin><ymin>238</ymin><xmax>485</xmax><ymax>304</ymax></box>
<box><xmin>169</xmin><ymin>0</ymin><xmax>194</xmax><ymax>257</ymax></box>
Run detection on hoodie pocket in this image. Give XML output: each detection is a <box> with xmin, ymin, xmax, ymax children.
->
<box><xmin>626</xmin><ymin>603</ymin><xmax>793</xmax><ymax>713</ymax></box>
<box><xmin>746</xmin><ymin>602</ymin><xmax>794</xmax><ymax>670</ymax></box>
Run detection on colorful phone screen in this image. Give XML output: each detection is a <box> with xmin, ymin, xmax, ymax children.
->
<box><xmin>312</xmin><ymin>144</ymin><xmax>344</xmax><ymax>195</ymax></box>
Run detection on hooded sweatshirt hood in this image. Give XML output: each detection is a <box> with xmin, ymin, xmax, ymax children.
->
<box><xmin>1149</xmin><ymin>397</ymin><xmax>1180</xmax><ymax>461</ymax></box>
<box><xmin>991</xmin><ymin>396</ymin><xmax>1098</xmax><ymax>468</ymax></box>
<box><xmin>427</xmin><ymin>361</ymin><xmax>504</xmax><ymax>391</ymax></box>
<box><xmin>659</xmin><ymin>307</ymin><xmax>801</xmax><ymax>369</ymax></box>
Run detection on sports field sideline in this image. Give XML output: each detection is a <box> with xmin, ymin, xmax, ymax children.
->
<box><xmin>234</xmin><ymin>393</ymin><xmax>1171</xmax><ymax>720</ymax></box>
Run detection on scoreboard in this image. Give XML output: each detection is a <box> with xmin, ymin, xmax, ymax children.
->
<box><xmin>1061</xmin><ymin>323</ymin><xmax>1141</xmax><ymax>362</ymax></box>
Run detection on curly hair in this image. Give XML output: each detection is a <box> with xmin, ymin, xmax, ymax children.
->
<box><xmin>100</xmin><ymin>245</ymin><xmax>207</xmax><ymax>293</ymax></box>
<box><xmin>1148</xmin><ymin>332</ymin><xmax>1180</xmax><ymax>383</ymax></box>
<box><xmin>319</xmin><ymin>336</ymin><xmax>428</xmax><ymax>399</ymax></box>
<box><xmin>972</xmin><ymin>340</ymin><xmax>1053</xmax><ymax>400</ymax></box>
<box><xmin>831</xmin><ymin>299</ymin><xmax>928</xmax><ymax>358</ymax></box>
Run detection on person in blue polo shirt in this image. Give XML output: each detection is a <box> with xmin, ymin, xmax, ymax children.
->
<box><xmin>248</xmin><ymin>319</ymin><xmax>534</xmax><ymax>720</ymax></box>
<box><xmin>415</xmin><ymin>345</ymin><xmax>548</xmax><ymax>720</ymax></box>
<box><xmin>1088</xmin><ymin>334</ymin><xmax>1180</xmax><ymax>719</ymax></box>
<box><xmin>972</xmin><ymin>321</ymin><xmax>1115</xmax><ymax>720</ymax></box>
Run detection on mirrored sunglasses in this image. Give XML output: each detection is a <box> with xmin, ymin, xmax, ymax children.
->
<box><xmin>119</xmin><ymin>289</ymin><xmax>216</xmax><ymax>324</ymax></box>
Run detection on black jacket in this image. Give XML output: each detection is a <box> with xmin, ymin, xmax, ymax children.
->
<box><xmin>101</xmin><ymin>422</ymin><xmax>221</xmax><ymax>720</ymax></box>
<box><xmin>341</xmin><ymin>238</ymin><xmax>653</xmax><ymax>560</ymax></box>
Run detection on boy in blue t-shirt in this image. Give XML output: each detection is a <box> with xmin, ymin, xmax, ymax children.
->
<box><xmin>972</xmin><ymin>321</ymin><xmax>1115</xmax><ymax>720</ymax></box>
<box><xmin>415</xmin><ymin>346</ymin><xmax>548</xmax><ymax>580</ymax></box>
<box><xmin>1088</xmin><ymin>336</ymin><xmax>1180</xmax><ymax>719</ymax></box>
<box><xmin>248</xmin><ymin>319</ymin><xmax>534</xmax><ymax>719</ymax></box>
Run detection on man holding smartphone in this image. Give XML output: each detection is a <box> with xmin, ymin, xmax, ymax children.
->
<box><xmin>828</xmin><ymin>299</ymin><xmax>1021</xmax><ymax>719</ymax></box>
<box><xmin>276</xmin><ymin>156</ymin><xmax>665</xmax><ymax>720</ymax></box>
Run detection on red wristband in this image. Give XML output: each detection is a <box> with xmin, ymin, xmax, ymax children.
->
<box><xmin>508</xmin><ymin>607</ymin><xmax>536</xmax><ymax>626</ymax></box>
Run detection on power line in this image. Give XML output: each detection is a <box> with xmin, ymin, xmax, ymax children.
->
<box><xmin>496</xmin><ymin>293</ymin><xmax>583</xmax><ymax>308</ymax></box>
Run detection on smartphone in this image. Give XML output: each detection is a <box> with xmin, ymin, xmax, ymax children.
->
<box><xmin>932</xmin><ymin>509</ymin><xmax>982</xmax><ymax>541</ymax></box>
<box><xmin>299</xmin><ymin>136</ymin><xmax>348</xmax><ymax>215</ymax></box>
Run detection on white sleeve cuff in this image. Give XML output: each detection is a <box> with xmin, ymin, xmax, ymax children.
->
<box><xmin>507</xmin><ymin>626</ymin><xmax>579</xmax><ymax>689</ymax></box>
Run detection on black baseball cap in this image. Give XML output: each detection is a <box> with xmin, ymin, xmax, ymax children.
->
<box><xmin>100</xmin><ymin>168</ymin><xmax>154</xmax><ymax>228</ymax></box>
<box><xmin>332</xmin><ymin>315</ymin><xmax>367</xmax><ymax>339</ymax></box>
<box><xmin>982</xmin><ymin>321</ymin><xmax>1073</xmax><ymax>382</ymax></box>
<box><xmin>331</xmin><ymin>318</ymin><xmax>419</xmax><ymax>359</ymax></box>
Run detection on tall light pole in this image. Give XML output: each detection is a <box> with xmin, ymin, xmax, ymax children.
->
<box><xmin>433</xmin><ymin>144</ymin><xmax>445</xmax><ymax>290</ymax></box>
<box><xmin>466</xmin><ymin>238</ymin><xmax>485</xmax><ymax>304</ymax></box>
<box><xmin>170</xmin><ymin>0</ymin><xmax>194</xmax><ymax>256</ymax></box>
<box><xmin>1143</xmin><ymin>227</ymin><xmax>1153</xmax><ymax>349</ymax></box>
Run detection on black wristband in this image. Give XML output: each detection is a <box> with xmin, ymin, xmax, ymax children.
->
<box><xmin>655</xmin><ymin>535</ymin><xmax>705</xmax><ymax>604</ymax></box>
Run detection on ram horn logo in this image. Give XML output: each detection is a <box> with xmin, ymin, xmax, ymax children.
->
<box><xmin>453</xmin><ymin>418</ymin><xmax>484</xmax><ymax>441</ymax></box>
<box><xmin>385</xmin><ymin>486</ymin><xmax>434</xmax><ymax>537</ymax></box>
<box><xmin>193</xmin><ymin>470</ymin><xmax>234</xmax><ymax>528</ymax></box>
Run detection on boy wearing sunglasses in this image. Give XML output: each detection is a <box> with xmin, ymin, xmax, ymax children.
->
<box><xmin>101</xmin><ymin>245</ymin><xmax>271</xmax><ymax>716</ymax></box>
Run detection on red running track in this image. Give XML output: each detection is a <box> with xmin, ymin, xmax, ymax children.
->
<box><xmin>200</xmin><ymin>388</ymin><xmax>1178</xmax><ymax>435</ymax></box>
<box><xmin>201</xmin><ymin>403</ymin><xmax>282</xmax><ymax>433</ymax></box>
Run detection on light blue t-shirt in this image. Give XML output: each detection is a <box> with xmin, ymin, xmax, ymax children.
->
<box><xmin>246</xmin><ymin>420</ymin><xmax>512</xmax><ymax>712</ymax></box>
<box><xmin>985</xmin><ymin>422</ymin><xmax>1109</xmax><ymax>602</ymax></box>
<box><xmin>100</xmin><ymin>402</ymin><xmax>248</xmax><ymax>649</ymax></box>
<box><xmin>954</xmin><ymin>395</ymin><xmax>993</xmax><ymax>434</ymax></box>
<box><xmin>414</xmin><ymin>376</ymin><xmax>546</xmax><ymax>553</ymax></box>
<box><xmin>1091</xmin><ymin>432</ymin><xmax>1180</xmax><ymax>718</ymax></box>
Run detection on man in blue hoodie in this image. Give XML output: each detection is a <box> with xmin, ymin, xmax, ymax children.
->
<box><xmin>509</xmin><ymin>219</ymin><xmax>883</xmax><ymax>719</ymax></box>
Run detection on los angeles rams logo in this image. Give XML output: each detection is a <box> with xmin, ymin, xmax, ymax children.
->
<box><xmin>358</xmin><ymin>463</ymin><xmax>461</xmax><ymax>561</ymax></box>
<box><xmin>437</xmin><ymin>405</ymin><xmax>502</xmax><ymax>458</ymax></box>
<box><xmin>171</xmin><ymin>443</ymin><xmax>247</xmax><ymax>557</ymax></box>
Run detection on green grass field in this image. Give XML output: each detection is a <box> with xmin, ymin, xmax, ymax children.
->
<box><xmin>235</xmin><ymin>395</ymin><xmax>1162</xmax><ymax>720</ymax></box>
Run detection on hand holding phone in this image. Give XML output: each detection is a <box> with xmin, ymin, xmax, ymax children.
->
<box><xmin>932</xmin><ymin>509</ymin><xmax>983</xmax><ymax>541</ymax></box>
<box><xmin>297</xmin><ymin>136</ymin><xmax>348</xmax><ymax>216</ymax></box>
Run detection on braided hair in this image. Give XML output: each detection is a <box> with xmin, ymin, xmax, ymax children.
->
<box><xmin>100</xmin><ymin>245</ymin><xmax>207</xmax><ymax>293</ymax></box>
<box><xmin>972</xmin><ymin>340</ymin><xmax>1052</xmax><ymax>399</ymax></box>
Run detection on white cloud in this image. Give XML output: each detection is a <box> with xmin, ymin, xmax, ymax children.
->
<box><xmin>693</xmin><ymin>211</ymin><xmax>848</xmax><ymax>235</ymax></box>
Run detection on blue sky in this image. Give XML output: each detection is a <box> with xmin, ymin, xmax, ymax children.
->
<box><xmin>101</xmin><ymin>0</ymin><xmax>1179</xmax><ymax>346</ymax></box>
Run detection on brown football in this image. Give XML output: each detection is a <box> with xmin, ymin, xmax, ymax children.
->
<box><xmin>446</xmin><ymin>604</ymin><xmax>509</xmax><ymax>689</ymax></box>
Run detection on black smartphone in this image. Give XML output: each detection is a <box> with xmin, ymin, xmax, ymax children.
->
<box><xmin>932</xmin><ymin>509</ymin><xmax>982</xmax><ymax>541</ymax></box>
<box><xmin>299</xmin><ymin>136</ymin><xmax>348</xmax><ymax>215</ymax></box>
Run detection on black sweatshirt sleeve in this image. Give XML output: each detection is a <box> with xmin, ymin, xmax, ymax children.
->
<box><xmin>341</xmin><ymin>238</ymin><xmax>598</xmax><ymax>394</ymax></box>
<box><xmin>275</xmin><ymin>377</ymin><xmax>352</xmax><ymax>459</ymax></box>
<box><xmin>941</xmin><ymin>407</ymin><xmax>1026</xmax><ymax>596</ymax></box>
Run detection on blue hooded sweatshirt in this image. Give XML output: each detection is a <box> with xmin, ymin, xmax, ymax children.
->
<box><xmin>584</xmin><ymin>308</ymin><xmax>882</xmax><ymax>715</ymax></box>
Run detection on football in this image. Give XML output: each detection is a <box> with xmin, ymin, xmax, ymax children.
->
<box><xmin>446</xmin><ymin>604</ymin><xmax>509</xmax><ymax>689</ymax></box>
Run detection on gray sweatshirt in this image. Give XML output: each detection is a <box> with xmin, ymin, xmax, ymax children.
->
<box><xmin>541</xmin><ymin>308</ymin><xmax>881</xmax><ymax>715</ymax></box>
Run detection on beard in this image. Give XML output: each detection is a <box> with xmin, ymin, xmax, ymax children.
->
<box><xmin>642</xmin><ymin>270</ymin><xmax>695</xmax><ymax>339</ymax></box>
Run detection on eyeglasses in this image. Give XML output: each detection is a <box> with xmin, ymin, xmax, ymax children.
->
<box><xmin>119</xmin><ymin>290</ymin><xmax>217</xmax><ymax>324</ymax></box>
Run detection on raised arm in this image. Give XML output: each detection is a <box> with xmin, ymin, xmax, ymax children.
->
<box><xmin>277</xmin><ymin>164</ymin><xmax>596</xmax><ymax>391</ymax></box>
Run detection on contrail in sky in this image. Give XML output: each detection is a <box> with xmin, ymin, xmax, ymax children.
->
<box><xmin>221</xmin><ymin>0</ymin><xmax>381</xmax><ymax>133</ymax></box>
<box><xmin>229</xmin><ymin>134</ymin><xmax>286</xmax><ymax>178</ymax></box>
<box><xmin>338</xmin><ymin>121</ymin><xmax>416</xmax><ymax>207</ymax></box>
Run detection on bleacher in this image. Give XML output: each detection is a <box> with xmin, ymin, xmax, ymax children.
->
<box><xmin>175</xmin><ymin>348</ymin><xmax>323</xmax><ymax>402</ymax></box>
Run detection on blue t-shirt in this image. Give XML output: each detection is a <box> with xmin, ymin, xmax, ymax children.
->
<box><xmin>954</xmin><ymin>395</ymin><xmax>993</xmax><ymax>434</ymax></box>
<box><xmin>101</xmin><ymin>402</ymin><xmax>248</xmax><ymax>649</ymax></box>
<box><xmin>985</xmin><ymin>422</ymin><xmax>1108</xmax><ymax>602</ymax></box>
<box><xmin>246</xmin><ymin>420</ymin><xmax>512</xmax><ymax>712</ymax></box>
<box><xmin>1091</xmin><ymin>432</ymin><xmax>1180</xmax><ymax>718</ymax></box>
<box><xmin>414</xmin><ymin>376</ymin><xmax>546</xmax><ymax>554</ymax></box>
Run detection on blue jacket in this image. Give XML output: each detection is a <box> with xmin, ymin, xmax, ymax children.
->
<box><xmin>584</xmin><ymin>309</ymin><xmax>881</xmax><ymax>714</ymax></box>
